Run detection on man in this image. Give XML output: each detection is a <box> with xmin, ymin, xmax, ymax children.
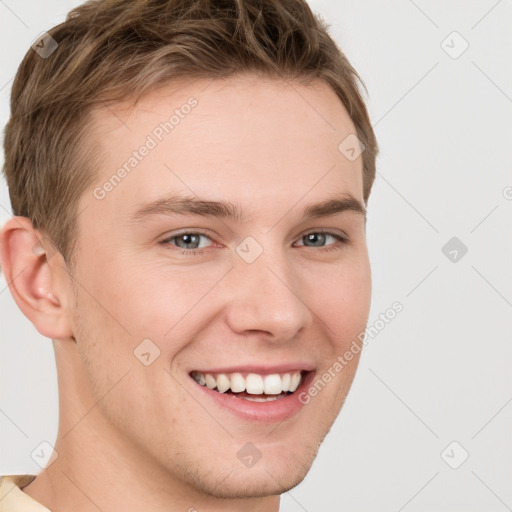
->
<box><xmin>0</xmin><ymin>0</ymin><xmax>378</xmax><ymax>510</ymax></box>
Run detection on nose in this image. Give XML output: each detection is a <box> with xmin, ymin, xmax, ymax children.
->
<box><xmin>224</xmin><ymin>249</ymin><xmax>314</xmax><ymax>343</ymax></box>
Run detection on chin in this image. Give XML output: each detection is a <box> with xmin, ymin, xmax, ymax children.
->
<box><xmin>174</xmin><ymin>438</ymin><xmax>321</xmax><ymax>500</ymax></box>
<box><xmin>197</xmin><ymin>462</ymin><xmax>314</xmax><ymax>499</ymax></box>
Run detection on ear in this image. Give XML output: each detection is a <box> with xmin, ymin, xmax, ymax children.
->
<box><xmin>0</xmin><ymin>216</ymin><xmax>74</xmax><ymax>340</ymax></box>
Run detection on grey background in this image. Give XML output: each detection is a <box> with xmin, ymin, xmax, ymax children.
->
<box><xmin>1</xmin><ymin>1</ymin><xmax>511</xmax><ymax>511</ymax></box>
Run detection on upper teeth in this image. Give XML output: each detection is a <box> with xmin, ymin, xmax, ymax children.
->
<box><xmin>191</xmin><ymin>371</ymin><xmax>303</xmax><ymax>394</ymax></box>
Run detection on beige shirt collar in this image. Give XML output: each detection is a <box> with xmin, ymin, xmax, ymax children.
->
<box><xmin>0</xmin><ymin>475</ymin><xmax>51</xmax><ymax>512</ymax></box>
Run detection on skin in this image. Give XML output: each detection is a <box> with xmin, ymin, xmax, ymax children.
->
<box><xmin>0</xmin><ymin>74</ymin><xmax>371</xmax><ymax>512</ymax></box>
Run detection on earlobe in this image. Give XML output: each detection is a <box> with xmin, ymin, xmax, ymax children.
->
<box><xmin>0</xmin><ymin>216</ymin><xmax>74</xmax><ymax>340</ymax></box>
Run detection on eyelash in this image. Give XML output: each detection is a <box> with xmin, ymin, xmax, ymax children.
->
<box><xmin>159</xmin><ymin>229</ymin><xmax>349</xmax><ymax>256</ymax></box>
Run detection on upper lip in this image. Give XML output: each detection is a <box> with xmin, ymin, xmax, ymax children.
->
<box><xmin>189</xmin><ymin>363</ymin><xmax>316</xmax><ymax>375</ymax></box>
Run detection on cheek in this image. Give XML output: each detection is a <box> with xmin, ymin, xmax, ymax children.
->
<box><xmin>318</xmin><ymin>258</ymin><xmax>370</xmax><ymax>404</ymax></box>
<box><xmin>72</xmin><ymin>254</ymin><xmax>202</xmax><ymax>380</ymax></box>
<box><xmin>75</xmin><ymin>249</ymin><xmax>158</xmax><ymax>329</ymax></box>
<box><xmin>69</xmin><ymin>255</ymin><xmax>150</xmax><ymax>378</ymax></box>
<box><xmin>314</xmin><ymin>257</ymin><xmax>371</xmax><ymax>340</ymax></box>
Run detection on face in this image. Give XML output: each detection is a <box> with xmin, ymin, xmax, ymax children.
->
<box><xmin>63</xmin><ymin>74</ymin><xmax>371</xmax><ymax>498</ymax></box>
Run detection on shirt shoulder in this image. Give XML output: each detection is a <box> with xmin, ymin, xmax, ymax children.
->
<box><xmin>0</xmin><ymin>475</ymin><xmax>51</xmax><ymax>512</ymax></box>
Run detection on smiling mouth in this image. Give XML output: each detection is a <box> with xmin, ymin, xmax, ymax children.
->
<box><xmin>190</xmin><ymin>370</ymin><xmax>306</xmax><ymax>402</ymax></box>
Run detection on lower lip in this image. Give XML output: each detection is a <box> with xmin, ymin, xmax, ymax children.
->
<box><xmin>190</xmin><ymin>371</ymin><xmax>316</xmax><ymax>423</ymax></box>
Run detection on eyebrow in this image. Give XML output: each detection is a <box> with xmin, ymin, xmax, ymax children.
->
<box><xmin>128</xmin><ymin>192</ymin><xmax>366</xmax><ymax>224</ymax></box>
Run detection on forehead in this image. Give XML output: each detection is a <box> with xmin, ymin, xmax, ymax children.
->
<box><xmin>82</xmin><ymin>75</ymin><xmax>364</xmax><ymax>223</ymax></box>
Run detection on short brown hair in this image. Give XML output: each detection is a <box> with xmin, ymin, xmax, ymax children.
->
<box><xmin>2</xmin><ymin>0</ymin><xmax>378</xmax><ymax>266</ymax></box>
